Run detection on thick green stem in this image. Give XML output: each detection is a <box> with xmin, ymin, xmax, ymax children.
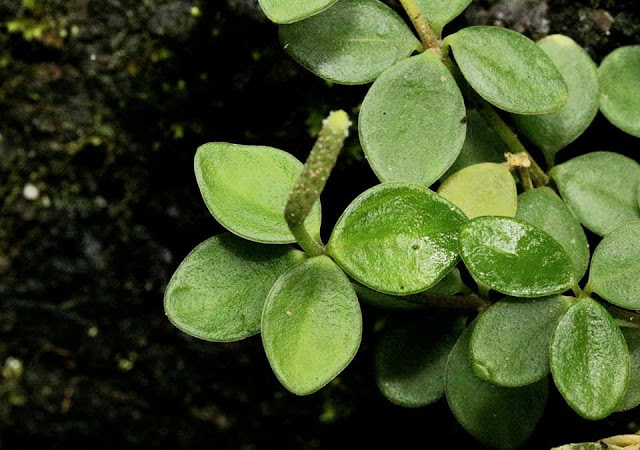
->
<box><xmin>285</xmin><ymin>110</ymin><xmax>351</xmax><ymax>256</ymax></box>
<box><xmin>399</xmin><ymin>0</ymin><xmax>440</xmax><ymax>53</ymax></box>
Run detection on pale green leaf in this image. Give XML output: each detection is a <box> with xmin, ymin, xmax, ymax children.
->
<box><xmin>618</xmin><ymin>327</ymin><xmax>640</xmax><ymax>411</ymax></box>
<box><xmin>258</xmin><ymin>0</ymin><xmax>338</xmax><ymax>24</ymax></box>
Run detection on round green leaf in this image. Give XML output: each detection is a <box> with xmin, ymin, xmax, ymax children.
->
<box><xmin>599</xmin><ymin>45</ymin><xmax>640</xmax><ymax>138</ymax></box>
<box><xmin>328</xmin><ymin>183</ymin><xmax>468</xmax><ymax>295</ymax></box>
<box><xmin>517</xmin><ymin>187</ymin><xmax>590</xmax><ymax>282</ymax></box>
<box><xmin>258</xmin><ymin>0</ymin><xmax>338</xmax><ymax>24</ymax></box>
<box><xmin>438</xmin><ymin>163</ymin><xmax>517</xmax><ymax>219</ymax></box>
<box><xmin>414</xmin><ymin>0</ymin><xmax>471</xmax><ymax>36</ymax></box>
<box><xmin>359</xmin><ymin>51</ymin><xmax>467</xmax><ymax>185</ymax></box>
<box><xmin>550</xmin><ymin>152</ymin><xmax>640</xmax><ymax>237</ymax></box>
<box><xmin>195</xmin><ymin>143</ymin><xmax>322</xmax><ymax>244</ymax></box>
<box><xmin>279</xmin><ymin>0</ymin><xmax>420</xmax><ymax>85</ymax></box>
<box><xmin>375</xmin><ymin>316</ymin><xmax>465</xmax><ymax>407</ymax></box>
<box><xmin>446</xmin><ymin>322</ymin><xmax>548</xmax><ymax>449</ymax></box>
<box><xmin>550</xmin><ymin>298</ymin><xmax>629</xmax><ymax>420</ymax></box>
<box><xmin>470</xmin><ymin>295</ymin><xmax>573</xmax><ymax>387</ymax></box>
<box><xmin>618</xmin><ymin>327</ymin><xmax>640</xmax><ymax>411</ymax></box>
<box><xmin>262</xmin><ymin>256</ymin><xmax>362</xmax><ymax>395</ymax></box>
<box><xmin>511</xmin><ymin>35</ymin><xmax>599</xmax><ymax>165</ymax></box>
<box><xmin>164</xmin><ymin>233</ymin><xmax>305</xmax><ymax>342</ymax></box>
<box><xmin>589</xmin><ymin>221</ymin><xmax>640</xmax><ymax>310</ymax></box>
<box><xmin>459</xmin><ymin>216</ymin><xmax>575</xmax><ymax>297</ymax></box>
<box><xmin>447</xmin><ymin>26</ymin><xmax>568</xmax><ymax>114</ymax></box>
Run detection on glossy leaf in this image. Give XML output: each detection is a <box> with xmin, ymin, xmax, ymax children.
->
<box><xmin>328</xmin><ymin>183</ymin><xmax>468</xmax><ymax>295</ymax></box>
<box><xmin>164</xmin><ymin>234</ymin><xmax>305</xmax><ymax>342</ymax></box>
<box><xmin>618</xmin><ymin>327</ymin><xmax>640</xmax><ymax>411</ymax></box>
<box><xmin>550</xmin><ymin>152</ymin><xmax>640</xmax><ymax>236</ymax></box>
<box><xmin>589</xmin><ymin>221</ymin><xmax>640</xmax><ymax>310</ymax></box>
<box><xmin>553</xmin><ymin>445</ymin><xmax>624</xmax><ymax>450</ymax></box>
<box><xmin>359</xmin><ymin>51</ymin><xmax>467</xmax><ymax>185</ymax></box>
<box><xmin>447</xmin><ymin>26</ymin><xmax>568</xmax><ymax>114</ymax></box>
<box><xmin>195</xmin><ymin>143</ymin><xmax>322</xmax><ymax>244</ymax></box>
<box><xmin>550</xmin><ymin>298</ymin><xmax>629</xmax><ymax>420</ymax></box>
<box><xmin>437</xmin><ymin>163</ymin><xmax>517</xmax><ymax>219</ymax></box>
<box><xmin>279</xmin><ymin>0</ymin><xmax>420</xmax><ymax>85</ymax></box>
<box><xmin>511</xmin><ymin>35</ymin><xmax>599</xmax><ymax>165</ymax></box>
<box><xmin>414</xmin><ymin>0</ymin><xmax>471</xmax><ymax>36</ymax></box>
<box><xmin>599</xmin><ymin>45</ymin><xmax>640</xmax><ymax>138</ymax></box>
<box><xmin>471</xmin><ymin>295</ymin><xmax>573</xmax><ymax>387</ymax></box>
<box><xmin>446</xmin><ymin>322</ymin><xmax>548</xmax><ymax>449</ymax></box>
<box><xmin>262</xmin><ymin>256</ymin><xmax>362</xmax><ymax>395</ymax></box>
<box><xmin>258</xmin><ymin>0</ymin><xmax>338</xmax><ymax>24</ymax></box>
<box><xmin>517</xmin><ymin>187</ymin><xmax>590</xmax><ymax>282</ymax></box>
<box><xmin>459</xmin><ymin>217</ymin><xmax>575</xmax><ymax>297</ymax></box>
<box><xmin>375</xmin><ymin>316</ymin><xmax>465</xmax><ymax>407</ymax></box>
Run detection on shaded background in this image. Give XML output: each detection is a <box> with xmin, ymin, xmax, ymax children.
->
<box><xmin>1</xmin><ymin>0</ymin><xmax>639</xmax><ymax>448</ymax></box>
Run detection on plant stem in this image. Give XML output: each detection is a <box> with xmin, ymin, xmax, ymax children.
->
<box><xmin>285</xmin><ymin>110</ymin><xmax>351</xmax><ymax>256</ymax></box>
<box><xmin>504</xmin><ymin>152</ymin><xmax>534</xmax><ymax>191</ymax></box>
<box><xmin>404</xmin><ymin>292</ymin><xmax>491</xmax><ymax>312</ymax></box>
<box><xmin>399</xmin><ymin>0</ymin><xmax>440</xmax><ymax>53</ymax></box>
<box><xmin>601</xmin><ymin>302</ymin><xmax>640</xmax><ymax>329</ymax></box>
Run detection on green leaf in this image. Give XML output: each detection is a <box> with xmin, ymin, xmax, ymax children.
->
<box><xmin>618</xmin><ymin>327</ymin><xmax>640</xmax><ymax>411</ymax></box>
<box><xmin>443</xmin><ymin>108</ymin><xmax>509</xmax><ymax>179</ymax></box>
<box><xmin>258</xmin><ymin>0</ymin><xmax>338</xmax><ymax>24</ymax></box>
<box><xmin>195</xmin><ymin>143</ymin><xmax>322</xmax><ymax>244</ymax></box>
<box><xmin>553</xmin><ymin>445</ymin><xmax>625</xmax><ymax>450</ymax></box>
<box><xmin>164</xmin><ymin>233</ymin><xmax>305</xmax><ymax>342</ymax></box>
<box><xmin>437</xmin><ymin>163</ymin><xmax>517</xmax><ymax>219</ymax></box>
<box><xmin>589</xmin><ymin>221</ymin><xmax>640</xmax><ymax>310</ymax></box>
<box><xmin>375</xmin><ymin>316</ymin><xmax>465</xmax><ymax>407</ymax></box>
<box><xmin>550</xmin><ymin>298</ymin><xmax>629</xmax><ymax>420</ymax></box>
<box><xmin>550</xmin><ymin>152</ymin><xmax>640</xmax><ymax>237</ymax></box>
<box><xmin>262</xmin><ymin>256</ymin><xmax>362</xmax><ymax>395</ymax></box>
<box><xmin>459</xmin><ymin>216</ymin><xmax>575</xmax><ymax>297</ymax></box>
<box><xmin>447</xmin><ymin>26</ymin><xmax>568</xmax><ymax>114</ymax></box>
<box><xmin>359</xmin><ymin>51</ymin><xmax>467</xmax><ymax>186</ymax></box>
<box><xmin>598</xmin><ymin>45</ymin><xmax>640</xmax><ymax>138</ymax></box>
<box><xmin>279</xmin><ymin>0</ymin><xmax>420</xmax><ymax>85</ymax></box>
<box><xmin>446</xmin><ymin>322</ymin><xmax>548</xmax><ymax>449</ymax></box>
<box><xmin>511</xmin><ymin>35</ymin><xmax>599</xmax><ymax>166</ymax></box>
<box><xmin>415</xmin><ymin>0</ymin><xmax>471</xmax><ymax>36</ymax></box>
<box><xmin>328</xmin><ymin>183</ymin><xmax>468</xmax><ymax>295</ymax></box>
<box><xmin>470</xmin><ymin>295</ymin><xmax>573</xmax><ymax>387</ymax></box>
<box><xmin>517</xmin><ymin>187</ymin><xmax>590</xmax><ymax>282</ymax></box>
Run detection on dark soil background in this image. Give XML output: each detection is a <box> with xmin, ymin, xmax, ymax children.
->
<box><xmin>1</xmin><ymin>0</ymin><xmax>639</xmax><ymax>448</ymax></box>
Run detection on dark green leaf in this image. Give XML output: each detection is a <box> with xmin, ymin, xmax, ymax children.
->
<box><xmin>195</xmin><ymin>143</ymin><xmax>322</xmax><ymax>244</ymax></box>
<box><xmin>618</xmin><ymin>327</ymin><xmax>640</xmax><ymax>411</ymax></box>
<box><xmin>258</xmin><ymin>0</ymin><xmax>338</xmax><ymax>24</ymax></box>
<box><xmin>328</xmin><ymin>183</ymin><xmax>468</xmax><ymax>295</ymax></box>
<box><xmin>447</xmin><ymin>26</ymin><xmax>568</xmax><ymax>114</ymax></box>
<box><xmin>164</xmin><ymin>234</ymin><xmax>305</xmax><ymax>342</ymax></box>
<box><xmin>459</xmin><ymin>216</ymin><xmax>575</xmax><ymax>297</ymax></box>
<box><xmin>359</xmin><ymin>51</ymin><xmax>467</xmax><ymax>185</ymax></box>
<box><xmin>279</xmin><ymin>0</ymin><xmax>420</xmax><ymax>85</ymax></box>
<box><xmin>550</xmin><ymin>298</ymin><xmax>629</xmax><ymax>420</ymax></box>
<box><xmin>471</xmin><ymin>295</ymin><xmax>573</xmax><ymax>387</ymax></box>
<box><xmin>550</xmin><ymin>152</ymin><xmax>640</xmax><ymax>236</ymax></box>
<box><xmin>414</xmin><ymin>0</ymin><xmax>471</xmax><ymax>36</ymax></box>
<box><xmin>446</xmin><ymin>322</ymin><xmax>548</xmax><ymax>449</ymax></box>
<box><xmin>262</xmin><ymin>256</ymin><xmax>362</xmax><ymax>395</ymax></box>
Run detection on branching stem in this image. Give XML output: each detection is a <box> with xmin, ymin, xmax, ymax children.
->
<box><xmin>399</xmin><ymin>0</ymin><xmax>440</xmax><ymax>53</ymax></box>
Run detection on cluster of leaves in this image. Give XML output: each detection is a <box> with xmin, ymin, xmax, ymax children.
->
<box><xmin>165</xmin><ymin>0</ymin><xmax>640</xmax><ymax>447</ymax></box>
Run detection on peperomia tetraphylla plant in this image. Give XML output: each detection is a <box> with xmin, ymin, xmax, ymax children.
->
<box><xmin>164</xmin><ymin>0</ymin><xmax>640</xmax><ymax>447</ymax></box>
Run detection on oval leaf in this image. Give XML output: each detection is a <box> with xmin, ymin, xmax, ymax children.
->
<box><xmin>550</xmin><ymin>152</ymin><xmax>640</xmax><ymax>237</ymax></box>
<box><xmin>517</xmin><ymin>187</ymin><xmax>590</xmax><ymax>282</ymax></box>
<box><xmin>415</xmin><ymin>0</ymin><xmax>471</xmax><ymax>36</ymax></box>
<box><xmin>511</xmin><ymin>35</ymin><xmax>599</xmax><ymax>165</ymax></box>
<box><xmin>359</xmin><ymin>51</ymin><xmax>467</xmax><ymax>185</ymax></box>
<box><xmin>279</xmin><ymin>0</ymin><xmax>420</xmax><ymax>85</ymax></box>
<box><xmin>258</xmin><ymin>0</ymin><xmax>338</xmax><ymax>24</ymax></box>
<box><xmin>262</xmin><ymin>256</ymin><xmax>362</xmax><ymax>395</ymax></box>
<box><xmin>550</xmin><ymin>298</ymin><xmax>629</xmax><ymax>420</ymax></box>
<box><xmin>446</xmin><ymin>322</ymin><xmax>548</xmax><ymax>449</ymax></box>
<box><xmin>447</xmin><ymin>26</ymin><xmax>568</xmax><ymax>114</ymax></box>
<box><xmin>164</xmin><ymin>234</ymin><xmax>305</xmax><ymax>342</ymax></box>
<box><xmin>471</xmin><ymin>295</ymin><xmax>573</xmax><ymax>387</ymax></box>
<box><xmin>618</xmin><ymin>327</ymin><xmax>640</xmax><ymax>411</ymax></box>
<box><xmin>375</xmin><ymin>315</ymin><xmax>465</xmax><ymax>408</ymax></box>
<box><xmin>459</xmin><ymin>216</ymin><xmax>575</xmax><ymax>297</ymax></box>
<box><xmin>599</xmin><ymin>45</ymin><xmax>640</xmax><ymax>138</ymax></box>
<box><xmin>589</xmin><ymin>221</ymin><xmax>640</xmax><ymax>310</ymax></box>
<box><xmin>195</xmin><ymin>143</ymin><xmax>322</xmax><ymax>244</ymax></box>
<box><xmin>328</xmin><ymin>183</ymin><xmax>468</xmax><ymax>295</ymax></box>
<box><xmin>438</xmin><ymin>163</ymin><xmax>517</xmax><ymax>219</ymax></box>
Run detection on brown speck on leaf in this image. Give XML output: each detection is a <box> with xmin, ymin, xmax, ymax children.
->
<box><xmin>460</xmin><ymin>117</ymin><xmax>468</xmax><ymax>124</ymax></box>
